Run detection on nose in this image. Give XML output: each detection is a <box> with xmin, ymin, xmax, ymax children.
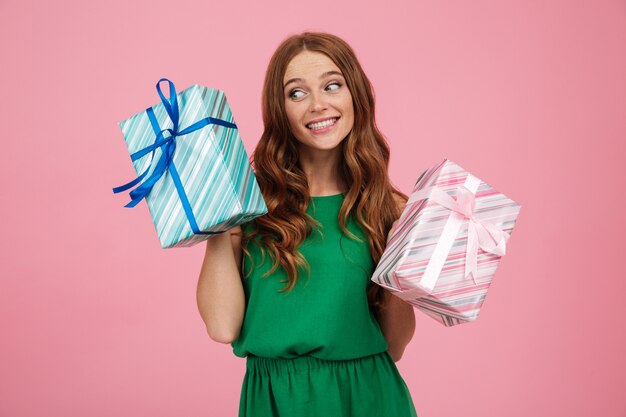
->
<box><xmin>308</xmin><ymin>91</ymin><xmax>328</xmax><ymax>113</ymax></box>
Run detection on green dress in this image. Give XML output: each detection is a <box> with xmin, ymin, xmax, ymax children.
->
<box><xmin>231</xmin><ymin>193</ymin><xmax>418</xmax><ymax>417</ymax></box>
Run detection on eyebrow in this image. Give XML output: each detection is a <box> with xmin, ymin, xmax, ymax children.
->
<box><xmin>283</xmin><ymin>70</ymin><xmax>344</xmax><ymax>89</ymax></box>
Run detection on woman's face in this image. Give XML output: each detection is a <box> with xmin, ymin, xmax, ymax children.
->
<box><xmin>283</xmin><ymin>51</ymin><xmax>355</xmax><ymax>154</ymax></box>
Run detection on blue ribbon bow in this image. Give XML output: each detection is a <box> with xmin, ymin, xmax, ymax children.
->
<box><xmin>113</xmin><ymin>78</ymin><xmax>238</xmax><ymax>236</ymax></box>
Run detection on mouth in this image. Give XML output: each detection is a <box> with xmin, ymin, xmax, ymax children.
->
<box><xmin>306</xmin><ymin>117</ymin><xmax>339</xmax><ymax>131</ymax></box>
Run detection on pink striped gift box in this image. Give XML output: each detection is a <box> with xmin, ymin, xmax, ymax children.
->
<box><xmin>372</xmin><ymin>158</ymin><xmax>522</xmax><ymax>326</ymax></box>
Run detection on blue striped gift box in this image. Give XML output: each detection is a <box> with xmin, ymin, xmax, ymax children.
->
<box><xmin>117</xmin><ymin>83</ymin><xmax>267</xmax><ymax>248</ymax></box>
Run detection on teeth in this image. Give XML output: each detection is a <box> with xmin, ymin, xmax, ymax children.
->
<box><xmin>307</xmin><ymin>118</ymin><xmax>337</xmax><ymax>130</ymax></box>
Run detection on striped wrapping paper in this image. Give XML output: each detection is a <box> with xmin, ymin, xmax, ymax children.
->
<box><xmin>371</xmin><ymin>158</ymin><xmax>521</xmax><ymax>326</ymax></box>
<box><xmin>118</xmin><ymin>84</ymin><xmax>267</xmax><ymax>248</ymax></box>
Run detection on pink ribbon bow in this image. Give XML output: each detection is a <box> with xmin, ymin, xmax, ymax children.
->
<box><xmin>409</xmin><ymin>185</ymin><xmax>509</xmax><ymax>284</ymax></box>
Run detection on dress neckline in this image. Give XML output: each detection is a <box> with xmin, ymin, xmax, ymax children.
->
<box><xmin>311</xmin><ymin>192</ymin><xmax>345</xmax><ymax>199</ymax></box>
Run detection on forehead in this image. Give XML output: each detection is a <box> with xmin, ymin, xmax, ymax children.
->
<box><xmin>283</xmin><ymin>51</ymin><xmax>342</xmax><ymax>83</ymax></box>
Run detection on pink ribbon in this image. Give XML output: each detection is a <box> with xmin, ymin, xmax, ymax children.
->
<box><xmin>409</xmin><ymin>185</ymin><xmax>509</xmax><ymax>284</ymax></box>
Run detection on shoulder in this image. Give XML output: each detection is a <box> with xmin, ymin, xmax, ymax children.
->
<box><xmin>238</xmin><ymin>221</ymin><xmax>255</xmax><ymax>235</ymax></box>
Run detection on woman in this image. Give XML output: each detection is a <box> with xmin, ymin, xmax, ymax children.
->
<box><xmin>197</xmin><ymin>31</ymin><xmax>418</xmax><ymax>417</ymax></box>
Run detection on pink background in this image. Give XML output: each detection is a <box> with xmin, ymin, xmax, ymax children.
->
<box><xmin>2</xmin><ymin>0</ymin><xmax>625</xmax><ymax>416</ymax></box>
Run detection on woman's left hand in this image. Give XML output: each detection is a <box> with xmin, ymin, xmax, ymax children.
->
<box><xmin>386</xmin><ymin>219</ymin><xmax>400</xmax><ymax>244</ymax></box>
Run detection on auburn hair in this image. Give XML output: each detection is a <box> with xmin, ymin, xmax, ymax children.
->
<box><xmin>241</xmin><ymin>31</ymin><xmax>407</xmax><ymax>318</ymax></box>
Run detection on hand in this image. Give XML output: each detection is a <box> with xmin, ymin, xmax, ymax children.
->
<box><xmin>386</xmin><ymin>219</ymin><xmax>400</xmax><ymax>243</ymax></box>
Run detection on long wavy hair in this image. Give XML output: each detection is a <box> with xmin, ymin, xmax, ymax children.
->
<box><xmin>242</xmin><ymin>31</ymin><xmax>407</xmax><ymax>317</ymax></box>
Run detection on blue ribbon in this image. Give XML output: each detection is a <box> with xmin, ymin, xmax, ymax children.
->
<box><xmin>113</xmin><ymin>78</ymin><xmax>238</xmax><ymax>236</ymax></box>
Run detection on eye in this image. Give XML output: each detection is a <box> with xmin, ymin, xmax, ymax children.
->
<box><xmin>326</xmin><ymin>81</ymin><xmax>342</xmax><ymax>91</ymax></box>
<box><xmin>289</xmin><ymin>89</ymin><xmax>306</xmax><ymax>100</ymax></box>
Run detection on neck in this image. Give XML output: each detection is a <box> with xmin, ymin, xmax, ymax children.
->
<box><xmin>297</xmin><ymin>144</ymin><xmax>345</xmax><ymax>196</ymax></box>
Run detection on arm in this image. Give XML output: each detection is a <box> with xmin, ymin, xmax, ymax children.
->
<box><xmin>196</xmin><ymin>226</ymin><xmax>245</xmax><ymax>344</ymax></box>
<box><xmin>378</xmin><ymin>288</ymin><xmax>416</xmax><ymax>362</ymax></box>
<box><xmin>377</xmin><ymin>196</ymin><xmax>416</xmax><ymax>362</ymax></box>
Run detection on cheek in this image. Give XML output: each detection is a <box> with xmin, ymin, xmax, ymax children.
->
<box><xmin>284</xmin><ymin>105</ymin><xmax>300</xmax><ymax>131</ymax></box>
<box><xmin>340</xmin><ymin>91</ymin><xmax>354</xmax><ymax>113</ymax></box>
<box><xmin>285</xmin><ymin>103</ymin><xmax>305</xmax><ymax>129</ymax></box>
<box><xmin>341</xmin><ymin>96</ymin><xmax>355</xmax><ymax>126</ymax></box>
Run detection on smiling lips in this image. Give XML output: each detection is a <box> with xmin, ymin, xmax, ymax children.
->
<box><xmin>306</xmin><ymin>117</ymin><xmax>339</xmax><ymax>131</ymax></box>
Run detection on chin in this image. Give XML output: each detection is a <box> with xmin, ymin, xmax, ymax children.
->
<box><xmin>297</xmin><ymin>139</ymin><xmax>342</xmax><ymax>152</ymax></box>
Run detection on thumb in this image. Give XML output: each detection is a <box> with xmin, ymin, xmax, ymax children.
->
<box><xmin>387</xmin><ymin>219</ymin><xmax>400</xmax><ymax>241</ymax></box>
